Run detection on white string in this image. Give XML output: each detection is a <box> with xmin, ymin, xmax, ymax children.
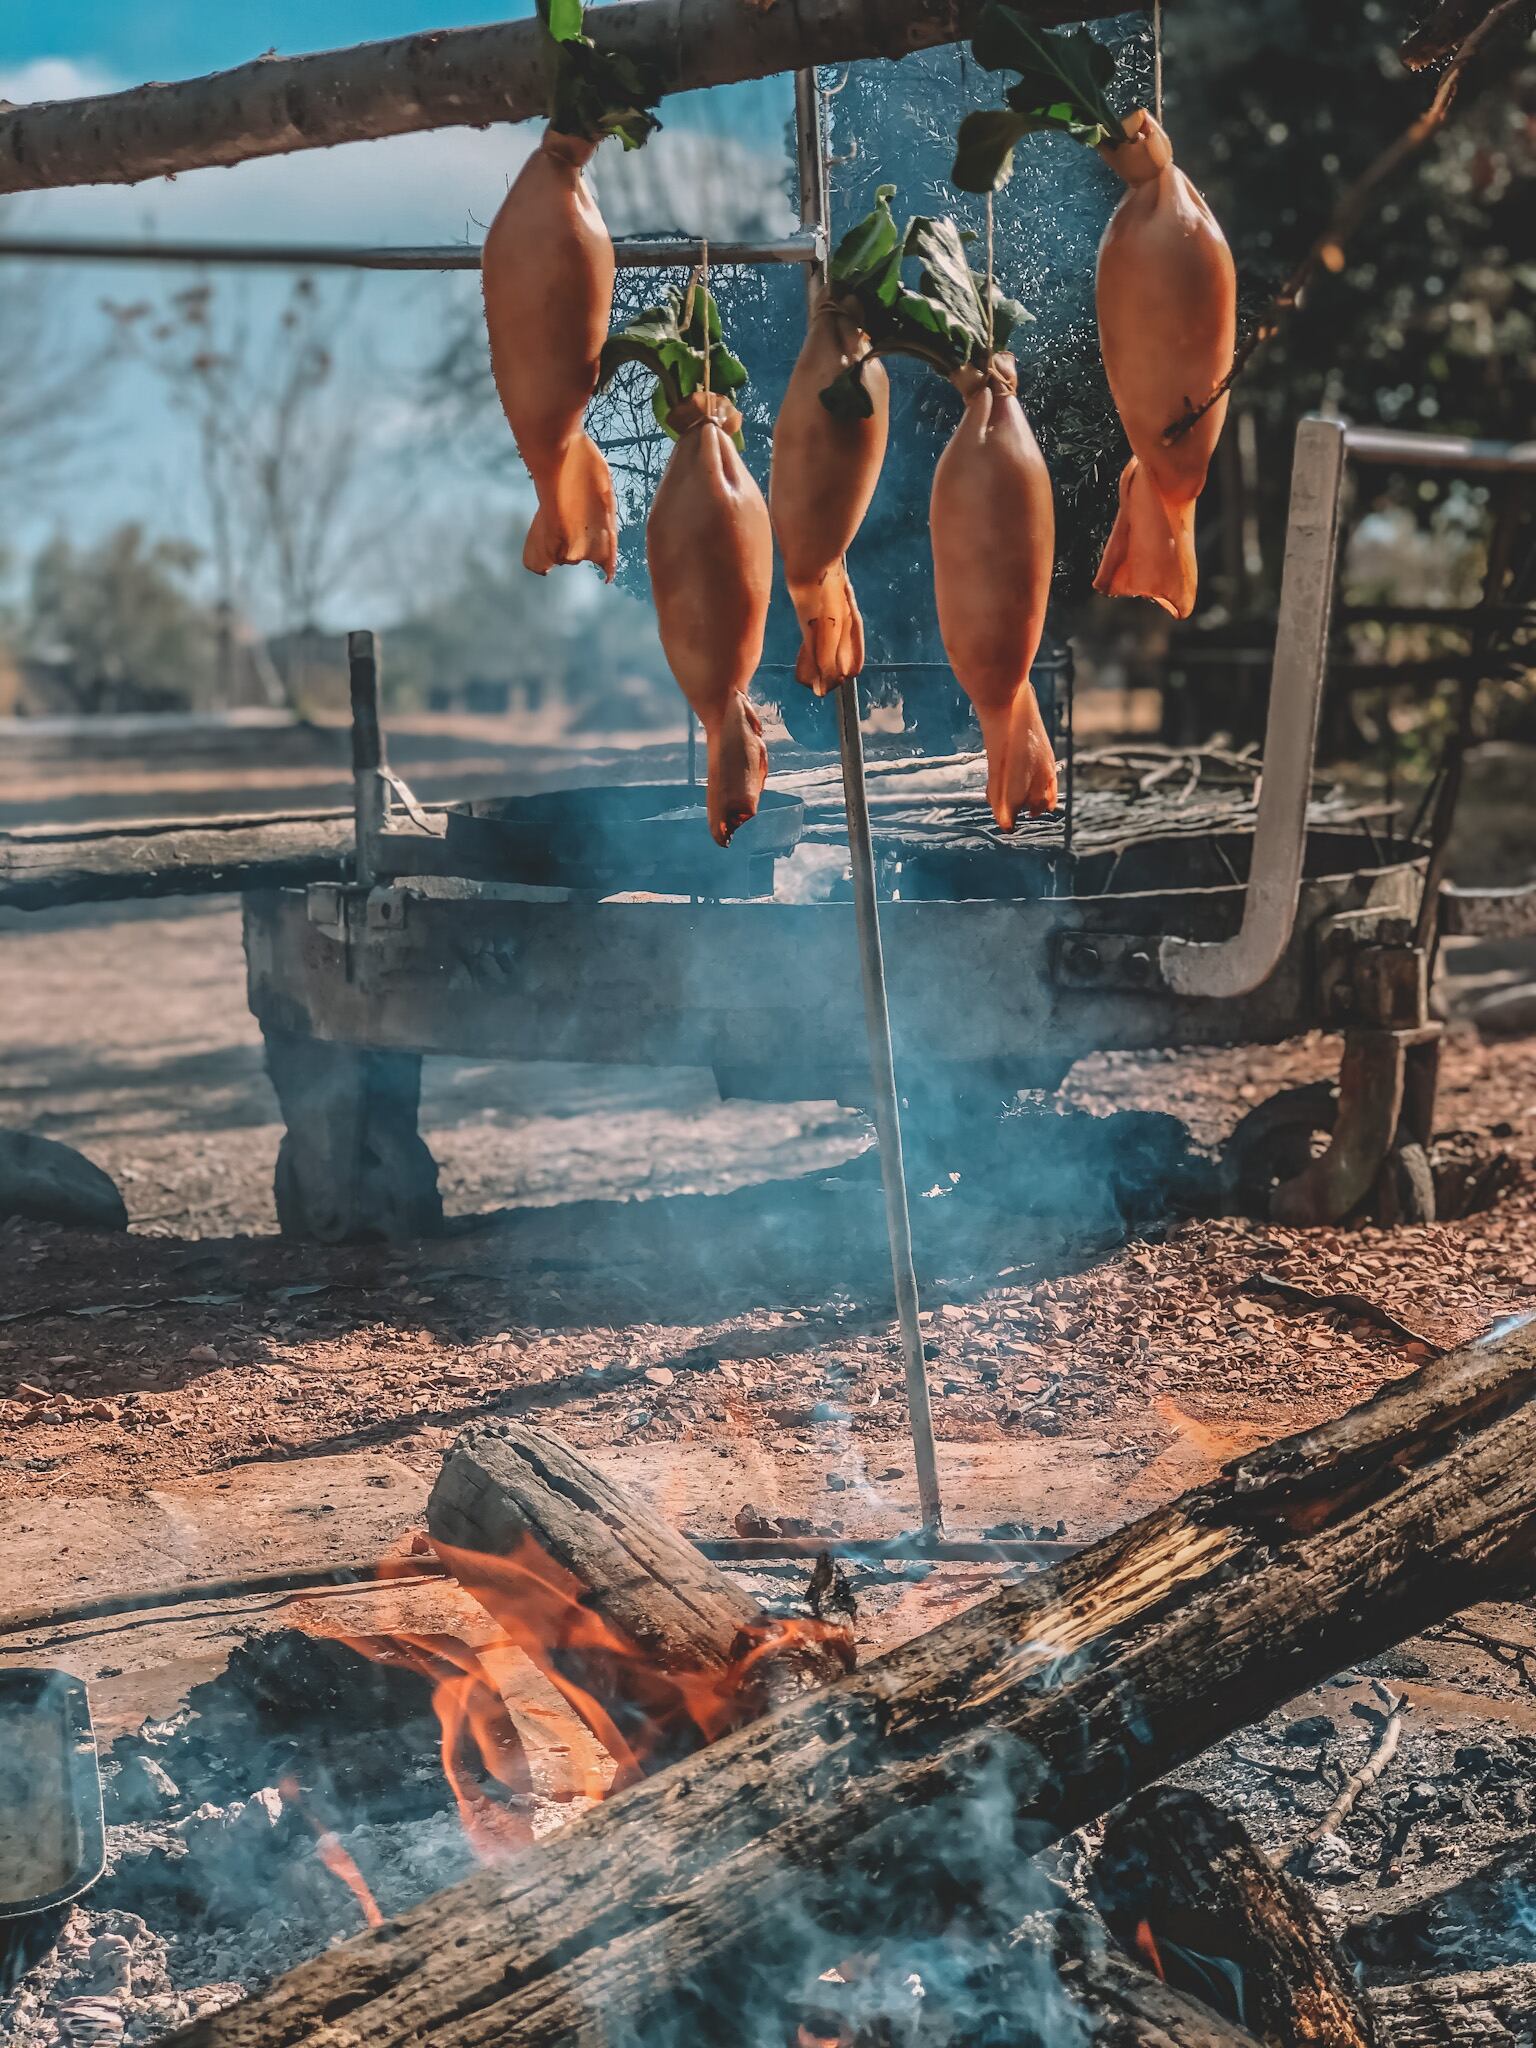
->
<box><xmin>701</xmin><ymin>236</ymin><xmax>711</xmax><ymax>400</ymax></box>
<box><xmin>985</xmin><ymin>191</ymin><xmax>995</xmax><ymax>360</ymax></box>
<box><xmin>1153</xmin><ymin>0</ymin><xmax>1163</xmax><ymax>124</ymax></box>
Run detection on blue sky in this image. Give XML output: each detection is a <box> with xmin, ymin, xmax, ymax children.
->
<box><xmin>3</xmin><ymin>3</ymin><xmax>527</xmax><ymax>78</ymax></box>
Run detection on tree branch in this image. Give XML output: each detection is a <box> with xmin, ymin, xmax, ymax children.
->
<box><xmin>0</xmin><ymin>0</ymin><xmax>1117</xmax><ymax>197</ymax></box>
<box><xmin>1164</xmin><ymin>0</ymin><xmax>1533</xmax><ymax>443</ymax></box>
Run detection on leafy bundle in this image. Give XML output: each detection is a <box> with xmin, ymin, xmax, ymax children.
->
<box><xmin>952</xmin><ymin>6</ymin><xmax>1124</xmax><ymax>194</ymax></box>
<box><xmin>540</xmin><ymin>0</ymin><xmax>664</xmax><ymax>150</ymax></box>
<box><xmin>598</xmin><ymin>283</ymin><xmax>750</xmax><ymax>446</ymax></box>
<box><xmin>818</xmin><ymin>186</ymin><xmax>1030</xmax><ymax>420</ymax></box>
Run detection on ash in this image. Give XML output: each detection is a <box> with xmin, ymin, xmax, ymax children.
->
<box><xmin>0</xmin><ymin>1632</ymin><xmax>547</xmax><ymax>2047</ymax></box>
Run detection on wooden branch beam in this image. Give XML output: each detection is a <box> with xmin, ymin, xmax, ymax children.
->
<box><xmin>165</xmin><ymin>1319</ymin><xmax>1536</xmax><ymax>2048</ymax></box>
<box><xmin>0</xmin><ymin>0</ymin><xmax>1118</xmax><ymax>197</ymax></box>
<box><xmin>1370</xmin><ymin>1962</ymin><xmax>1536</xmax><ymax>2045</ymax></box>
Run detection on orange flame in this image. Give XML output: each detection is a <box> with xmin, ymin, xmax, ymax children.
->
<box><xmin>304</xmin><ymin>1531</ymin><xmax>853</xmax><ymax>1878</ymax></box>
<box><xmin>1133</xmin><ymin>1917</ymin><xmax>1167</xmax><ymax>1982</ymax></box>
<box><xmin>430</xmin><ymin>1531</ymin><xmax>852</xmax><ymax>1789</ymax></box>
<box><xmin>327</xmin><ymin>1631</ymin><xmax>536</xmax><ymax>1860</ymax></box>
<box><xmin>277</xmin><ymin>1775</ymin><xmax>383</xmax><ymax>1927</ymax></box>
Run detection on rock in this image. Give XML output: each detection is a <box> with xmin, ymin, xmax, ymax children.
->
<box><xmin>810</xmin><ymin>1400</ymin><xmax>850</xmax><ymax>1423</ymax></box>
<box><xmin>1284</xmin><ymin>1712</ymin><xmax>1335</xmax><ymax>1746</ymax></box>
<box><xmin>0</xmin><ymin>1129</ymin><xmax>127</xmax><ymax>1231</ymax></box>
<box><xmin>643</xmin><ymin>1366</ymin><xmax>674</xmax><ymax>1388</ymax></box>
<box><xmin>1469</xmin><ymin>981</ymin><xmax>1536</xmax><ymax>1037</ymax></box>
<box><xmin>104</xmin><ymin>1753</ymin><xmax>181</xmax><ymax>1823</ymax></box>
<box><xmin>235</xmin><ymin>1785</ymin><xmax>285</xmax><ymax>1834</ymax></box>
<box><xmin>185</xmin><ymin>1344</ymin><xmax>220</xmax><ymax>1364</ymax></box>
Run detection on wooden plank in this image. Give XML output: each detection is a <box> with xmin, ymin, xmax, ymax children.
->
<box><xmin>0</xmin><ymin>815</ymin><xmax>353</xmax><ymax>909</ymax></box>
<box><xmin>166</xmin><ymin>1319</ymin><xmax>1536</xmax><ymax>2047</ymax></box>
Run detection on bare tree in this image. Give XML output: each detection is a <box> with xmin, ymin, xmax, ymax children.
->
<box><xmin>0</xmin><ymin>211</ymin><xmax>103</xmax><ymax>500</ymax></box>
<box><xmin>105</xmin><ymin>274</ymin><xmax>387</xmax><ymax>713</ymax></box>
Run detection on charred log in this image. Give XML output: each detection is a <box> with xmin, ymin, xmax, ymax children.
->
<box><xmin>167</xmin><ymin>1320</ymin><xmax>1536</xmax><ymax>2048</ymax></box>
<box><xmin>1369</xmin><ymin>1962</ymin><xmax>1536</xmax><ymax>2046</ymax></box>
<box><xmin>1092</xmin><ymin>1786</ymin><xmax>1376</xmax><ymax>2046</ymax></box>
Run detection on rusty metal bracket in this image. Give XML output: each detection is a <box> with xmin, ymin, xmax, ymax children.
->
<box><xmin>1050</xmin><ymin>930</ymin><xmax>1167</xmax><ymax>992</ymax></box>
<box><xmin>1315</xmin><ymin>910</ymin><xmax>1428</xmax><ymax>1031</ymax></box>
<box><xmin>1271</xmin><ymin>1029</ymin><xmax>1409</xmax><ymax>1227</ymax></box>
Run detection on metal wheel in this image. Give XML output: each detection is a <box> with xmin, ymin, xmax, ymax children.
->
<box><xmin>1223</xmin><ymin>1081</ymin><xmax>1338</xmax><ymax>1215</ymax></box>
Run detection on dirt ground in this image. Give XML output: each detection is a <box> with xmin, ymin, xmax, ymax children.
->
<box><xmin>4</xmin><ymin>884</ymin><xmax>1535</xmax><ymax>1518</ymax></box>
<box><xmin>6</xmin><ymin>717</ymin><xmax>1536</xmax><ymax>2040</ymax></box>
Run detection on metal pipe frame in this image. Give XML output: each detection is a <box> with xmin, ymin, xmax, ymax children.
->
<box><xmin>1161</xmin><ymin>414</ymin><xmax>1536</xmax><ymax>1002</ymax></box>
<box><xmin>0</xmin><ymin>230</ymin><xmax>824</xmax><ymax>272</ymax></box>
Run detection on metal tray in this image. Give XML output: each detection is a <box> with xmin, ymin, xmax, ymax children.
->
<box><xmin>443</xmin><ymin>784</ymin><xmax>804</xmax><ymax>896</ymax></box>
<box><xmin>0</xmin><ymin>1669</ymin><xmax>105</xmax><ymax>1920</ymax></box>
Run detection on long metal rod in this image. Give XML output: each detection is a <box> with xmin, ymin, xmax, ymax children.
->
<box><xmin>0</xmin><ymin>231</ymin><xmax>823</xmax><ymax>272</ymax></box>
<box><xmin>834</xmin><ymin>684</ymin><xmax>943</xmax><ymax>1530</ymax></box>
<box><xmin>794</xmin><ymin>64</ymin><xmax>940</xmax><ymax>1529</ymax></box>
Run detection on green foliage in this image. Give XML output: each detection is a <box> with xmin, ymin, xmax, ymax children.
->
<box><xmin>820</xmin><ymin>184</ymin><xmax>1030</xmax><ymax>414</ymax></box>
<box><xmin>598</xmin><ymin>282</ymin><xmax>750</xmax><ymax>445</ymax></box>
<box><xmin>952</xmin><ymin>8</ymin><xmax>1124</xmax><ymax>191</ymax></box>
<box><xmin>539</xmin><ymin>0</ymin><xmax>664</xmax><ymax>149</ymax></box>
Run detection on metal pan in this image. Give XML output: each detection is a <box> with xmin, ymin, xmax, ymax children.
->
<box><xmin>0</xmin><ymin>1668</ymin><xmax>105</xmax><ymax>1923</ymax></box>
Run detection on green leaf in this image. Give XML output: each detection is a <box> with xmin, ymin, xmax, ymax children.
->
<box><xmin>829</xmin><ymin>185</ymin><xmax>902</xmax><ymax>291</ymax></box>
<box><xmin>819</xmin><ymin>364</ymin><xmax>876</xmax><ymax>421</ymax></box>
<box><xmin>952</xmin><ymin>109</ymin><xmax>1035</xmax><ymax>193</ymax></box>
<box><xmin>966</xmin><ymin>5</ymin><xmax>1123</xmax><ymax>157</ymax></box>
<box><xmin>545</xmin><ymin>0</ymin><xmax>586</xmax><ymax>44</ymax></box>
<box><xmin>817</xmin><ymin>187</ymin><xmax>1033</xmax><ymax>400</ymax></box>
<box><xmin>548</xmin><ymin>34</ymin><xmax>665</xmax><ymax>148</ymax></box>
<box><xmin>600</xmin><ymin>283</ymin><xmax>751</xmax><ymax>434</ymax></box>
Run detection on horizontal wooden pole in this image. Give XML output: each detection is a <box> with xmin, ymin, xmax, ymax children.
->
<box><xmin>167</xmin><ymin>1317</ymin><xmax>1536</xmax><ymax>2047</ymax></box>
<box><xmin>0</xmin><ymin>813</ymin><xmax>355</xmax><ymax>910</ymax></box>
<box><xmin>0</xmin><ymin>0</ymin><xmax>1118</xmax><ymax>196</ymax></box>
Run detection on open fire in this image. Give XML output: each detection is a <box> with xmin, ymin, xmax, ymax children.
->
<box><xmin>9</xmin><ymin>1361</ymin><xmax>1536</xmax><ymax>2048</ymax></box>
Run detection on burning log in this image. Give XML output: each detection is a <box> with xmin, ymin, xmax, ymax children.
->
<box><xmin>428</xmin><ymin>1420</ymin><xmax>853</xmax><ymax>1773</ymax></box>
<box><xmin>1091</xmin><ymin>1786</ymin><xmax>1377</xmax><ymax>2046</ymax></box>
<box><xmin>167</xmin><ymin>1320</ymin><xmax>1536</xmax><ymax>2048</ymax></box>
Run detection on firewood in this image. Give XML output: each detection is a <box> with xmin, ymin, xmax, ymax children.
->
<box><xmin>1369</xmin><ymin>1962</ymin><xmax>1536</xmax><ymax>2046</ymax></box>
<box><xmin>429</xmin><ymin>1420</ymin><xmax>852</xmax><ymax>1770</ymax></box>
<box><xmin>166</xmin><ymin>1320</ymin><xmax>1536</xmax><ymax>2048</ymax></box>
<box><xmin>1091</xmin><ymin>1786</ymin><xmax>1377</xmax><ymax>2046</ymax></box>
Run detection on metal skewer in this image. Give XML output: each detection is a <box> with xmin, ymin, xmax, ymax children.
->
<box><xmin>795</xmin><ymin>68</ymin><xmax>943</xmax><ymax>1531</ymax></box>
<box><xmin>835</xmin><ymin>683</ymin><xmax>944</xmax><ymax>1531</ymax></box>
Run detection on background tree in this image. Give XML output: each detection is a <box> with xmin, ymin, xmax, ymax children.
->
<box><xmin>105</xmin><ymin>274</ymin><xmax>390</xmax><ymax>712</ymax></box>
<box><xmin>24</xmin><ymin>524</ymin><xmax>216</xmax><ymax>712</ymax></box>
